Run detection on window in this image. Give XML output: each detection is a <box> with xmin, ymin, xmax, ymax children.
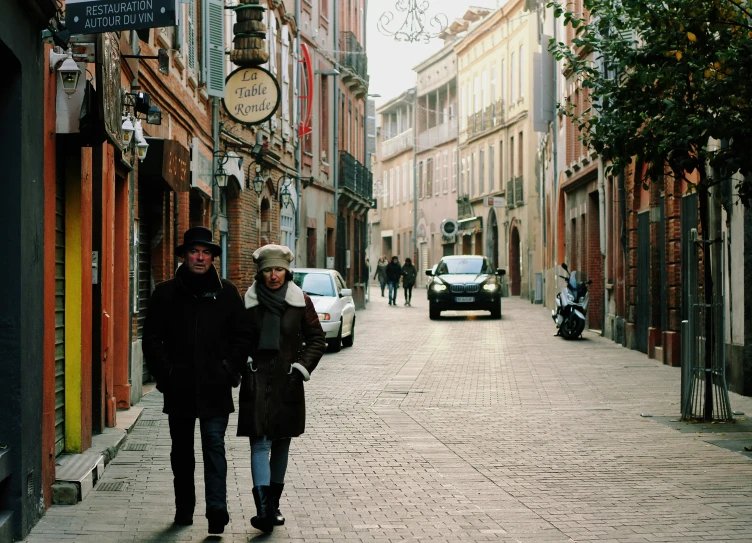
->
<box><xmin>409</xmin><ymin>159</ymin><xmax>414</xmax><ymax>200</ymax></box>
<box><xmin>187</xmin><ymin>0</ymin><xmax>198</xmax><ymax>72</ymax></box>
<box><xmin>389</xmin><ymin>168</ymin><xmax>394</xmax><ymax>207</ymax></box>
<box><xmin>518</xmin><ymin>131</ymin><xmax>524</xmax><ymax>176</ymax></box>
<box><xmin>418</xmin><ymin>161</ymin><xmax>424</xmax><ymax>198</ymax></box>
<box><xmin>501</xmin><ymin>59</ymin><xmax>505</xmax><ymax>105</ymax></box>
<box><xmin>499</xmin><ymin>140</ymin><xmax>504</xmax><ymax>188</ymax></box>
<box><xmin>452</xmin><ymin>149</ymin><xmax>458</xmax><ymax>192</ymax></box>
<box><xmin>491</xmin><ymin>65</ymin><xmax>496</xmax><ymax>121</ymax></box>
<box><xmin>443</xmin><ymin>150</ymin><xmax>449</xmax><ymax>193</ymax></box>
<box><xmin>434</xmin><ymin>154</ymin><xmax>440</xmax><ymax>196</ymax></box>
<box><xmin>519</xmin><ymin>44</ymin><xmax>524</xmax><ymax>99</ymax></box>
<box><xmin>382</xmin><ymin>171</ymin><xmax>387</xmax><ymax>206</ymax></box>
<box><xmin>479</xmin><ymin>148</ymin><xmax>485</xmax><ymax>195</ymax></box>
<box><xmin>511</xmin><ymin>52</ymin><xmax>516</xmax><ymax>102</ymax></box>
<box><xmin>471</xmin><ymin>152</ymin><xmax>476</xmax><ymax>197</ymax></box>
<box><xmin>459</xmin><ymin>86</ymin><xmax>465</xmax><ymax>132</ymax></box>
<box><xmin>320</xmin><ymin>0</ymin><xmax>328</xmax><ymax>16</ymax></box>
<box><xmin>510</xmin><ymin>136</ymin><xmax>515</xmax><ymax>180</ymax></box>
<box><xmin>426</xmin><ymin>157</ymin><xmax>433</xmax><ymax>197</ymax></box>
<box><xmin>402</xmin><ymin>163</ymin><xmax>408</xmax><ymax>204</ymax></box>
<box><xmin>489</xmin><ymin>145</ymin><xmax>495</xmax><ymax>192</ymax></box>
<box><xmin>320</xmin><ymin>76</ymin><xmax>329</xmax><ymax>163</ymax></box>
<box><xmin>395</xmin><ymin>165</ymin><xmax>400</xmax><ymax>204</ymax></box>
<box><xmin>460</xmin><ymin>157</ymin><xmax>466</xmax><ymax>195</ymax></box>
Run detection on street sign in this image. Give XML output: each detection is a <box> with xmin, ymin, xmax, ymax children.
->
<box><xmin>222</xmin><ymin>66</ymin><xmax>281</xmax><ymax>126</ymax></box>
<box><xmin>66</xmin><ymin>0</ymin><xmax>178</xmax><ymax>35</ymax></box>
<box><xmin>484</xmin><ymin>196</ymin><xmax>506</xmax><ymax>207</ymax></box>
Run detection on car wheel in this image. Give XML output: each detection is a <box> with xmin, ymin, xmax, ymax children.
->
<box><xmin>342</xmin><ymin>317</ymin><xmax>355</xmax><ymax>347</ymax></box>
<box><xmin>429</xmin><ymin>303</ymin><xmax>440</xmax><ymax>320</ymax></box>
<box><xmin>327</xmin><ymin>321</ymin><xmax>343</xmax><ymax>352</ymax></box>
<box><xmin>490</xmin><ymin>303</ymin><xmax>501</xmax><ymax>319</ymax></box>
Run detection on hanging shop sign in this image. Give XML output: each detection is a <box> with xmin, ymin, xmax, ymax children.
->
<box><xmin>298</xmin><ymin>43</ymin><xmax>314</xmax><ymax>137</ymax></box>
<box><xmin>222</xmin><ymin>66</ymin><xmax>281</xmax><ymax>126</ymax></box>
<box><xmin>66</xmin><ymin>0</ymin><xmax>178</xmax><ymax>35</ymax></box>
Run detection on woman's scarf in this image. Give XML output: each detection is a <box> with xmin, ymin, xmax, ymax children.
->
<box><xmin>255</xmin><ymin>281</ymin><xmax>289</xmax><ymax>353</ymax></box>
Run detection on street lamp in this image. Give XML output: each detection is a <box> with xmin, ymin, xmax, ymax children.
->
<box><xmin>49</xmin><ymin>48</ymin><xmax>82</xmax><ymax>97</ymax></box>
<box><xmin>134</xmin><ymin>119</ymin><xmax>149</xmax><ymax>161</ymax></box>
<box><xmin>252</xmin><ymin>166</ymin><xmax>264</xmax><ymax>195</ymax></box>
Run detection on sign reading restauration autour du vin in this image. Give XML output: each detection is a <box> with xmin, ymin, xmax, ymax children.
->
<box><xmin>65</xmin><ymin>0</ymin><xmax>178</xmax><ymax>34</ymax></box>
<box><xmin>222</xmin><ymin>66</ymin><xmax>281</xmax><ymax>126</ymax></box>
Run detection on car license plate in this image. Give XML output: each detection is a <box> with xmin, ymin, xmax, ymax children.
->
<box><xmin>455</xmin><ymin>296</ymin><xmax>475</xmax><ymax>303</ymax></box>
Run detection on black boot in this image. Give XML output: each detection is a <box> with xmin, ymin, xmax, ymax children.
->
<box><xmin>207</xmin><ymin>508</ymin><xmax>229</xmax><ymax>535</ymax></box>
<box><xmin>251</xmin><ymin>486</ymin><xmax>274</xmax><ymax>533</ymax></box>
<box><xmin>269</xmin><ymin>482</ymin><xmax>285</xmax><ymax>526</ymax></box>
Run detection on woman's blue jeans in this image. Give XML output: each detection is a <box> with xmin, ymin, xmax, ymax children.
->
<box><xmin>250</xmin><ymin>436</ymin><xmax>291</xmax><ymax>486</ymax></box>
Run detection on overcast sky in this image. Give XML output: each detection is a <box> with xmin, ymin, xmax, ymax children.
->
<box><xmin>366</xmin><ymin>0</ymin><xmax>498</xmax><ymax>107</ymax></box>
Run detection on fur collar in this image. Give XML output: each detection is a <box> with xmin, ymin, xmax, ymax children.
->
<box><xmin>244</xmin><ymin>280</ymin><xmax>306</xmax><ymax>309</ymax></box>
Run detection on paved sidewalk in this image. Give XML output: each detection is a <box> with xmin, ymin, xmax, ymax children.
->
<box><xmin>25</xmin><ymin>292</ymin><xmax>752</xmax><ymax>542</ymax></box>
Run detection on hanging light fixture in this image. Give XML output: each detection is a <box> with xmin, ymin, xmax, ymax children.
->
<box><xmin>134</xmin><ymin>119</ymin><xmax>149</xmax><ymax>161</ymax></box>
<box><xmin>377</xmin><ymin>0</ymin><xmax>449</xmax><ymax>43</ymax></box>
<box><xmin>121</xmin><ymin>115</ymin><xmax>135</xmax><ymax>145</ymax></box>
<box><xmin>252</xmin><ymin>166</ymin><xmax>264</xmax><ymax>195</ymax></box>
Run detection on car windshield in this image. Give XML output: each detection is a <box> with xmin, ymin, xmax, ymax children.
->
<box><xmin>292</xmin><ymin>272</ymin><xmax>335</xmax><ymax>297</ymax></box>
<box><xmin>436</xmin><ymin>258</ymin><xmax>486</xmax><ymax>275</ymax></box>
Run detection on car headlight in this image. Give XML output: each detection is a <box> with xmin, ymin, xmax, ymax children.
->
<box><xmin>431</xmin><ymin>283</ymin><xmax>447</xmax><ymax>292</ymax></box>
<box><xmin>317</xmin><ymin>313</ymin><xmax>331</xmax><ymax>321</ymax></box>
<box><xmin>483</xmin><ymin>283</ymin><xmax>498</xmax><ymax>291</ymax></box>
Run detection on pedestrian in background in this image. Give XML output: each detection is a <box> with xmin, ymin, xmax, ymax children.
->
<box><xmin>373</xmin><ymin>256</ymin><xmax>388</xmax><ymax>297</ymax></box>
<box><xmin>143</xmin><ymin>226</ymin><xmax>248</xmax><ymax>535</ymax></box>
<box><xmin>401</xmin><ymin>257</ymin><xmax>417</xmax><ymax>306</ymax></box>
<box><xmin>385</xmin><ymin>255</ymin><xmax>402</xmax><ymax>306</ymax></box>
<box><xmin>239</xmin><ymin>244</ymin><xmax>326</xmax><ymax>533</ymax></box>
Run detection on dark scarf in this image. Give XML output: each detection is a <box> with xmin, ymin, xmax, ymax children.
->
<box><xmin>177</xmin><ymin>263</ymin><xmax>221</xmax><ymax>297</ymax></box>
<box><xmin>256</xmin><ymin>281</ymin><xmax>289</xmax><ymax>353</ymax></box>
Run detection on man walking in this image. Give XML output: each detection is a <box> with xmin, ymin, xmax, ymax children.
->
<box><xmin>143</xmin><ymin>226</ymin><xmax>249</xmax><ymax>535</ymax></box>
<box><xmin>385</xmin><ymin>255</ymin><xmax>402</xmax><ymax>306</ymax></box>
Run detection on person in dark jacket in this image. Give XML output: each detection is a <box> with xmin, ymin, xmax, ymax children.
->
<box><xmin>385</xmin><ymin>255</ymin><xmax>402</xmax><ymax>306</ymax></box>
<box><xmin>142</xmin><ymin>226</ymin><xmax>249</xmax><ymax>535</ymax></box>
<box><xmin>401</xmin><ymin>257</ymin><xmax>418</xmax><ymax>306</ymax></box>
<box><xmin>373</xmin><ymin>256</ymin><xmax>388</xmax><ymax>296</ymax></box>
<box><xmin>239</xmin><ymin>244</ymin><xmax>326</xmax><ymax>533</ymax></box>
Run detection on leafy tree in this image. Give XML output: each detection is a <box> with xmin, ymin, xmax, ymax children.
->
<box><xmin>548</xmin><ymin>0</ymin><xmax>752</xmax><ymax>420</ymax></box>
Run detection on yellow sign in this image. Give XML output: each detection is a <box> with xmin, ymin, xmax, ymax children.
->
<box><xmin>222</xmin><ymin>66</ymin><xmax>281</xmax><ymax>125</ymax></box>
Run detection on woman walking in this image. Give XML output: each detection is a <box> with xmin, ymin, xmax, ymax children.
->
<box><xmin>238</xmin><ymin>244</ymin><xmax>327</xmax><ymax>533</ymax></box>
<box><xmin>401</xmin><ymin>257</ymin><xmax>417</xmax><ymax>306</ymax></box>
<box><xmin>373</xmin><ymin>256</ymin><xmax>388</xmax><ymax>297</ymax></box>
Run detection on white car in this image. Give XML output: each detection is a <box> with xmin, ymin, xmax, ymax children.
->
<box><xmin>292</xmin><ymin>268</ymin><xmax>356</xmax><ymax>352</ymax></box>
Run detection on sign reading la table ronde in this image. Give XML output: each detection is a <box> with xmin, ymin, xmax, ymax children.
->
<box><xmin>222</xmin><ymin>66</ymin><xmax>281</xmax><ymax>126</ymax></box>
<box><xmin>65</xmin><ymin>0</ymin><xmax>178</xmax><ymax>34</ymax></box>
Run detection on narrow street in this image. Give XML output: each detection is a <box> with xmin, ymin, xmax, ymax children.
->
<box><xmin>25</xmin><ymin>291</ymin><xmax>752</xmax><ymax>543</ymax></box>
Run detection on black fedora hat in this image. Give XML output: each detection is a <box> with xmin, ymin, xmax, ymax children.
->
<box><xmin>175</xmin><ymin>226</ymin><xmax>222</xmax><ymax>257</ymax></box>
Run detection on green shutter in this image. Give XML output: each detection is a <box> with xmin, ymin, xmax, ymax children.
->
<box><xmin>204</xmin><ymin>0</ymin><xmax>225</xmax><ymax>97</ymax></box>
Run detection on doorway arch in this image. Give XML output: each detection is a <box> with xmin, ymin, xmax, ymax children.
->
<box><xmin>509</xmin><ymin>224</ymin><xmax>521</xmax><ymax>295</ymax></box>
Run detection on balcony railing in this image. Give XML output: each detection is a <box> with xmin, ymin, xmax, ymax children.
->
<box><xmin>339</xmin><ymin>31</ymin><xmax>368</xmax><ymax>83</ymax></box>
<box><xmin>381</xmin><ymin>128</ymin><xmax>413</xmax><ymax>158</ymax></box>
<box><xmin>417</xmin><ymin>118</ymin><xmax>458</xmax><ymax>152</ymax></box>
<box><xmin>339</xmin><ymin>150</ymin><xmax>373</xmax><ymax>202</ymax></box>
<box><xmin>507</xmin><ymin>176</ymin><xmax>524</xmax><ymax>208</ymax></box>
<box><xmin>461</xmin><ymin>99</ymin><xmax>506</xmax><ymax>140</ymax></box>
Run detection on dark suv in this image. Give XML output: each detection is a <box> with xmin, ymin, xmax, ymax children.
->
<box><xmin>425</xmin><ymin>255</ymin><xmax>506</xmax><ymax>320</ymax></box>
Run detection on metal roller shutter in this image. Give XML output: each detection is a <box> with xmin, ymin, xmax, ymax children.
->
<box><xmin>55</xmin><ymin>175</ymin><xmax>66</xmax><ymax>455</ymax></box>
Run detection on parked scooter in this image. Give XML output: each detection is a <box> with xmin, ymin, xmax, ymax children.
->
<box><xmin>552</xmin><ymin>263</ymin><xmax>591</xmax><ymax>339</ymax></box>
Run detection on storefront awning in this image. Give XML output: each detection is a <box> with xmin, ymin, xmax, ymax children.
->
<box><xmin>141</xmin><ymin>138</ymin><xmax>190</xmax><ymax>193</ymax></box>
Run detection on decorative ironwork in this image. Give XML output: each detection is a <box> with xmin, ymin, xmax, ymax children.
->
<box><xmin>377</xmin><ymin>0</ymin><xmax>449</xmax><ymax>43</ymax></box>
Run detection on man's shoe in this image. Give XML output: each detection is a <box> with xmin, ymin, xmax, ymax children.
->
<box><xmin>174</xmin><ymin>509</ymin><xmax>194</xmax><ymax>526</ymax></box>
<box><xmin>207</xmin><ymin>508</ymin><xmax>229</xmax><ymax>535</ymax></box>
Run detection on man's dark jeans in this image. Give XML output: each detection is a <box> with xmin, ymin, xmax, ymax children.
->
<box><xmin>169</xmin><ymin>414</ymin><xmax>229</xmax><ymax>515</ymax></box>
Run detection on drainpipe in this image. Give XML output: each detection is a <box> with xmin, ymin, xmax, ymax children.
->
<box><xmin>332</xmin><ymin>0</ymin><xmax>339</xmax><ymax>267</ymax></box>
<box><xmin>294</xmin><ymin>0</ymin><xmax>301</xmax><ymax>252</ymax></box>
<box><xmin>211</xmin><ymin>96</ymin><xmax>220</xmax><ymax>235</ymax></box>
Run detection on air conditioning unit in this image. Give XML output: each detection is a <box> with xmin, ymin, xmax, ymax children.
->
<box><xmin>440</xmin><ymin>218</ymin><xmax>458</xmax><ymax>243</ymax></box>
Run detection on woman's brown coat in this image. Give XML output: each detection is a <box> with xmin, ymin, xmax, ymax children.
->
<box><xmin>237</xmin><ymin>280</ymin><xmax>326</xmax><ymax>439</ymax></box>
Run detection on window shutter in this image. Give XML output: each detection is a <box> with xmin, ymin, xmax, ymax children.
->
<box><xmin>204</xmin><ymin>0</ymin><xmax>225</xmax><ymax>97</ymax></box>
<box><xmin>187</xmin><ymin>0</ymin><xmax>196</xmax><ymax>71</ymax></box>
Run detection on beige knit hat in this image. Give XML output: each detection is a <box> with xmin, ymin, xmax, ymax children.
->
<box><xmin>253</xmin><ymin>244</ymin><xmax>295</xmax><ymax>272</ymax></box>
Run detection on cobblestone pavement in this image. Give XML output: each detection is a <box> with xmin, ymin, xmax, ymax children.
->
<box><xmin>25</xmin><ymin>289</ymin><xmax>752</xmax><ymax>542</ymax></box>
